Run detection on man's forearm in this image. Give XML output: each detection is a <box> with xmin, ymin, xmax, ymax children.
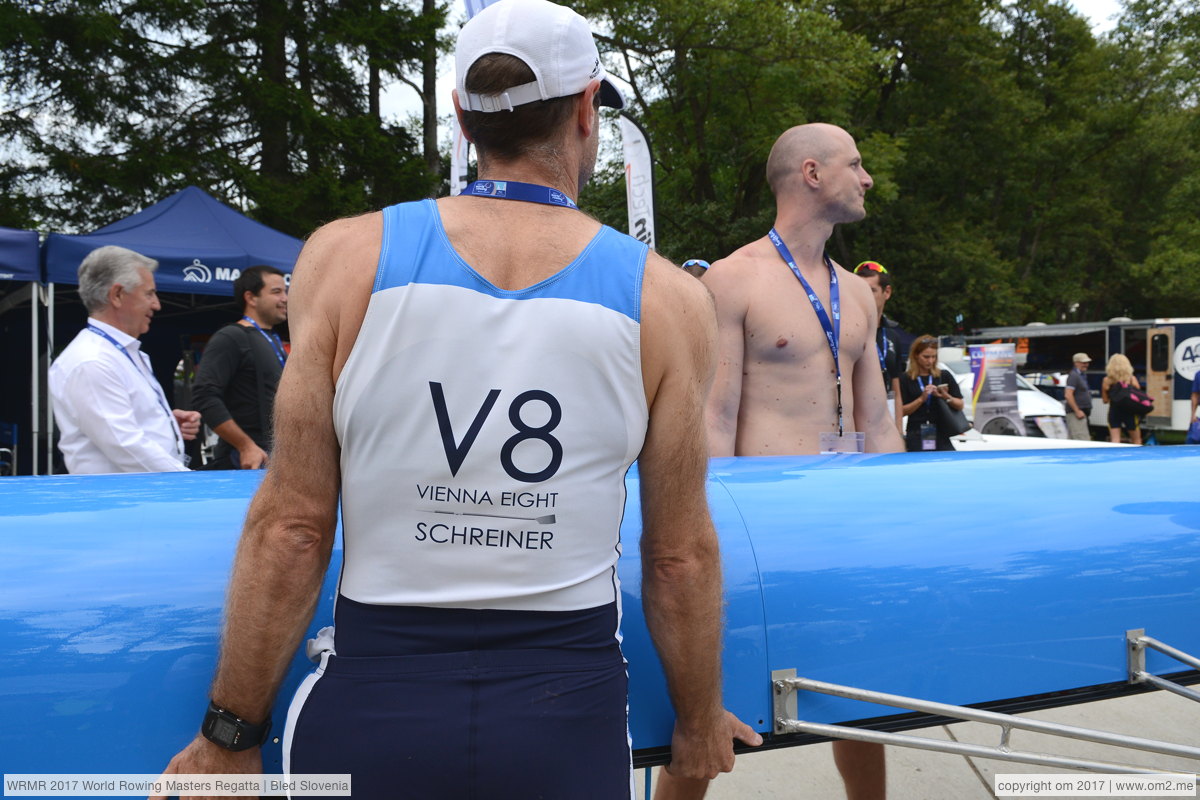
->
<box><xmin>212</xmin><ymin>419</ymin><xmax>258</xmax><ymax>453</ymax></box>
<box><xmin>209</xmin><ymin>482</ymin><xmax>335</xmax><ymax>721</ymax></box>
<box><xmin>641</xmin><ymin>533</ymin><xmax>725</xmax><ymax>729</ymax></box>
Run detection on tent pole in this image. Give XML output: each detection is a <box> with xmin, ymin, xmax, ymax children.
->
<box><xmin>30</xmin><ymin>281</ymin><xmax>39</xmax><ymax>475</ymax></box>
<box><xmin>46</xmin><ymin>283</ymin><xmax>55</xmax><ymax>475</ymax></box>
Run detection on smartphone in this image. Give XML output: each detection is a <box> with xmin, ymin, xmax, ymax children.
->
<box><xmin>936</xmin><ymin>383</ymin><xmax>949</xmax><ymax>391</ymax></box>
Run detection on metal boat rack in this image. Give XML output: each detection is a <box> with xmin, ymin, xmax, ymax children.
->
<box><xmin>772</xmin><ymin>629</ymin><xmax>1200</xmax><ymax>775</ymax></box>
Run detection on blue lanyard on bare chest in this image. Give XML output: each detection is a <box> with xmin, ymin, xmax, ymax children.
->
<box><xmin>767</xmin><ymin>228</ymin><xmax>845</xmax><ymax>436</ymax></box>
<box><xmin>242</xmin><ymin>316</ymin><xmax>287</xmax><ymax>367</ymax></box>
<box><xmin>87</xmin><ymin>325</ymin><xmax>183</xmax><ymax>454</ymax></box>
<box><xmin>462</xmin><ymin>180</ymin><xmax>578</xmax><ymax>209</ymax></box>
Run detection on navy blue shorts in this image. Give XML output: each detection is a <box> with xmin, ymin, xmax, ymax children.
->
<box><xmin>285</xmin><ymin>599</ymin><xmax>632</xmax><ymax>799</ymax></box>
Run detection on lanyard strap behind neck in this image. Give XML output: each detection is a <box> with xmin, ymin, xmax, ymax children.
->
<box><xmin>462</xmin><ymin>180</ymin><xmax>578</xmax><ymax>210</ymax></box>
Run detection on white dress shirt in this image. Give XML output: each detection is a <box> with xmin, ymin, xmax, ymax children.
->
<box><xmin>49</xmin><ymin>317</ymin><xmax>187</xmax><ymax>474</ymax></box>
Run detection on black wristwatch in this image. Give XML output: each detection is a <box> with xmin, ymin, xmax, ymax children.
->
<box><xmin>201</xmin><ymin>701</ymin><xmax>272</xmax><ymax>751</ymax></box>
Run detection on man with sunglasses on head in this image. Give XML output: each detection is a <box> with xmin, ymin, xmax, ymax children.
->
<box><xmin>855</xmin><ymin>260</ymin><xmax>906</xmax><ymax>433</ymax></box>
<box><xmin>658</xmin><ymin>124</ymin><xmax>903</xmax><ymax>800</ymax></box>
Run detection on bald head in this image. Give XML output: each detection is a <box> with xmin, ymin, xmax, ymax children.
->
<box><xmin>766</xmin><ymin>123</ymin><xmax>853</xmax><ymax>195</ymax></box>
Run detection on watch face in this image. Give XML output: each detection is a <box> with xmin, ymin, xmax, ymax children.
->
<box><xmin>211</xmin><ymin>716</ymin><xmax>239</xmax><ymax>745</ymax></box>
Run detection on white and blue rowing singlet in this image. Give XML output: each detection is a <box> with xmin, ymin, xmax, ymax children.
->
<box><xmin>333</xmin><ymin>199</ymin><xmax>649</xmax><ymax>613</ymax></box>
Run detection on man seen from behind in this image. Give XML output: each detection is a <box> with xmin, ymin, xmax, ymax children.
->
<box><xmin>156</xmin><ymin>0</ymin><xmax>758</xmax><ymax>796</ymax></box>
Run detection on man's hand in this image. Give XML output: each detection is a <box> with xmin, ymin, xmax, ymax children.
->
<box><xmin>237</xmin><ymin>443</ymin><xmax>270</xmax><ymax>469</ymax></box>
<box><xmin>173</xmin><ymin>409</ymin><xmax>202</xmax><ymax>440</ymax></box>
<box><xmin>149</xmin><ymin>734</ymin><xmax>261</xmax><ymax>800</ymax></box>
<box><xmin>665</xmin><ymin>709</ymin><xmax>762</xmax><ymax>781</ymax></box>
<box><xmin>1075</xmin><ymin>409</ymin><xmax>1086</xmax><ymax>419</ymax></box>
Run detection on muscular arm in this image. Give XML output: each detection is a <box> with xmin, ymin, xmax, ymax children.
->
<box><xmin>701</xmin><ymin>259</ymin><xmax>749</xmax><ymax>457</ymax></box>
<box><xmin>155</xmin><ymin>222</ymin><xmax>367</xmax><ymax>794</ymax></box>
<box><xmin>891</xmin><ymin>377</ymin><xmax>903</xmax><ymax>432</ymax></box>
<box><xmin>849</xmin><ymin>291</ymin><xmax>904</xmax><ymax>453</ymax></box>
<box><xmin>638</xmin><ymin>256</ymin><xmax>759</xmax><ymax>779</ymax></box>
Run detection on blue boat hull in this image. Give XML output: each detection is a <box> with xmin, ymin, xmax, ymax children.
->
<box><xmin>2</xmin><ymin>448</ymin><xmax>1197</xmax><ymax>779</ymax></box>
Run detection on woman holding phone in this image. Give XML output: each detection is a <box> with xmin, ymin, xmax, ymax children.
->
<box><xmin>899</xmin><ymin>335</ymin><xmax>965</xmax><ymax>451</ymax></box>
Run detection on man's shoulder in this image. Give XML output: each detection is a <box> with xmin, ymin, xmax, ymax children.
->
<box><xmin>834</xmin><ymin>260</ymin><xmax>875</xmax><ymax>308</ymax></box>
<box><xmin>293</xmin><ymin>212</ymin><xmax>383</xmax><ymax>293</ymax></box>
<box><xmin>50</xmin><ymin>334</ymin><xmax>125</xmax><ymax>388</ymax></box>
<box><xmin>201</xmin><ymin>324</ymin><xmax>251</xmax><ymax>355</ymax></box>
<box><xmin>707</xmin><ymin>238</ymin><xmax>772</xmax><ymax>276</ymax></box>
<box><xmin>701</xmin><ymin>239</ymin><xmax>773</xmax><ymax>306</ymax></box>
<box><xmin>642</xmin><ymin>251</ymin><xmax>712</xmax><ymax>321</ymax></box>
<box><xmin>51</xmin><ymin>329</ymin><xmax>108</xmax><ymax>372</ymax></box>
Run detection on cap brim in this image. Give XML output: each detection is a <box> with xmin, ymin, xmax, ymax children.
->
<box><xmin>599</xmin><ymin>78</ymin><xmax>625</xmax><ymax>110</ymax></box>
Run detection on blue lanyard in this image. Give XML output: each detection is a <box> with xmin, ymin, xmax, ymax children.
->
<box><xmin>242</xmin><ymin>316</ymin><xmax>287</xmax><ymax>367</ymax></box>
<box><xmin>767</xmin><ymin>228</ymin><xmax>844</xmax><ymax>435</ymax></box>
<box><xmin>462</xmin><ymin>180</ymin><xmax>578</xmax><ymax>209</ymax></box>
<box><xmin>87</xmin><ymin>325</ymin><xmax>183</xmax><ymax>454</ymax></box>
<box><xmin>876</xmin><ymin>326</ymin><xmax>889</xmax><ymax>374</ymax></box>
<box><xmin>918</xmin><ymin>374</ymin><xmax>935</xmax><ymax>405</ymax></box>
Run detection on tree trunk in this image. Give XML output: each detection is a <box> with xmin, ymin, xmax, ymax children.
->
<box><xmin>422</xmin><ymin>0</ymin><xmax>438</xmax><ymax>179</ymax></box>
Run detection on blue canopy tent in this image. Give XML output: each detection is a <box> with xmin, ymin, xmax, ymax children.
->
<box><xmin>39</xmin><ymin>187</ymin><xmax>304</xmax><ymax>474</ymax></box>
<box><xmin>43</xmin><ymin>185</ymin><xmax>303</xmax><ymax>295</ymax></box>
<box><xmin>0</xmin><ymin>227</ymin><xmax>43</xmax><ymax>475</ymax></box>
<box><xmin>0</xmin><ymin>226</ymin><xmax>39</xmax><ymax>284</ymax></box>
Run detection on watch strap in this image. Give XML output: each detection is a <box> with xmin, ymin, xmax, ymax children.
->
<box><xmin>201</xmin><ymin>701</ymin><xmax>272</xmax><ymax>752</ymax></box>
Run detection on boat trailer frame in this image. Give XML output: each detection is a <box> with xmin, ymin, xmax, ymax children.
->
<box><xmin>772</xmin><ymin>629</ymin><xmax>1200</xmax><ymax>775</ymax></box>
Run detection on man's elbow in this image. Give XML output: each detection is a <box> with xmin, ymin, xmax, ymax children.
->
<box><xmin>643</xmin><ymin>536</ymin><xmax>721</xmax><ymax>583</ymax></box>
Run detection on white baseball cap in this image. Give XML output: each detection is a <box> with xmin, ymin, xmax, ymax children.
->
<box><xmin>456</xmin><ymin>0</ymin><xmax>625</xmax><ymax>113</ymax></box>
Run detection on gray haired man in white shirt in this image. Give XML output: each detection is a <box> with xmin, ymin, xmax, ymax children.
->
<box><xmin>49</xmin><ymin>245</ymin><xmax>201</xmax><ymax>474</ymax></box>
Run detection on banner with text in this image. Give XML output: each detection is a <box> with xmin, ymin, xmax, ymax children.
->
<box><xmin>619</xmin><ymin>114</ymin><xmax>655</xmax><ymax>249</ymax></box>
<box><xmin>969</xmin><ymin>343</ymin><xmax>1023</xmax><ymax>436</ymax></box>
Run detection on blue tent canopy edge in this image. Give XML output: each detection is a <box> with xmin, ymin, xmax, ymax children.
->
<box><xmin>0</xmin><ymin>227</ymin><xmax>40</xmax><ymax>282</ymax></box>
<box><xmin>42</xmin><ymin>186</ymin><xmax>304</xmax><ymax>298</ymax></box>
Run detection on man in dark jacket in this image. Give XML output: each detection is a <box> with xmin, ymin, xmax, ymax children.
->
<box><xmin>192</xmin><ymin>265</ymin><xmax>288</xmax><ymax>468</ymax></box>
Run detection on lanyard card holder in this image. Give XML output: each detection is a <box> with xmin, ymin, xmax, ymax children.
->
<box><xmin>819</xmin><ymin>431</ymin><xmax>865</xmax><ymax>454</ymax></box>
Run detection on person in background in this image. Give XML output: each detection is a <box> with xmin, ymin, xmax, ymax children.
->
<box><xmin>682</xmin><ymin>259</ymin><xmax>710</xmax><ymax>279</ymax></box>
<box><xmin>192</xmin><ymin>265</ymin><xmax>288</xmax><ymax>469</ymax></box>
<box><xmin>1063</xmin><ymin>352</ymin><xmax>1093</xmax><ymax>441</ymax></box>
<box><xmin>898</xmin><ymin>335</ymin><xmax>964</xmax><ymax>452</ymax></box>
<box><xmin>1190</xmin><ymin>368</ymin><xmax>1199</xmax><ymax>422</ymax></box>
<box><xmin>854</xmin><ymin>260</ymin><xmax>904</xmax><ymax>433</ymax></box>
<box><xmin>1187</xmin><ymin>368</ymin><xmax>1200</xmax><ymax>444</ymax></box>
<box><xmin>1101</xmin><ymin>353</ymin><xmax>1143</xmax><ymax>445</ymax></box>
<box><xmin>48</xmin><ymin>245</ymin><xmax>200</xmax><ymax>474</ymax></box>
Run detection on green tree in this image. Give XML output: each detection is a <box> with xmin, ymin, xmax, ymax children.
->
<box><xmin>579</xmin><ymin>0</ymin><xmax>888</xmax><ymax>264</ymax></box>
<box><xmin>0</xmin><ymin>0</ymin><xmax>446</xmax><ymax>236</ymax></box>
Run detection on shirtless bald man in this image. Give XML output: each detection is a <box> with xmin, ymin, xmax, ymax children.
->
<box><xmin>656</xmin><ymin>123</ymin><xmax>901</xmax><ymax>799</ymax></box>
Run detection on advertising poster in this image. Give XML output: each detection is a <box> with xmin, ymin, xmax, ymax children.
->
<box><xmin>969</xmin><ymin>343</ymin><xmax>1023</xmax><ymax>436</ymax></box>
